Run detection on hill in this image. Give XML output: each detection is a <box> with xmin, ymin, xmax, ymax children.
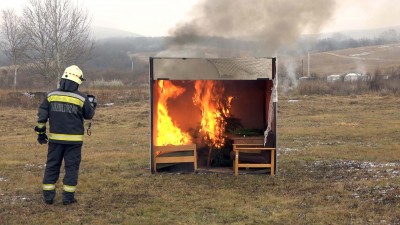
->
<box><xmin>317</xmin><ymin>25</ymin><xmax>400</xmax><ymax>40</ymax></box>
<box><xmin>311</xmin><ymin>43</ymin><xmax>400</xmax><ymax>76</ymax></box>
<box><xmin>92</xmin><ymin>26</ymin><xmax>143</xmax><ymax>39</ymax></box>
<box><xmin>294</xmin><ymin>43</ymin><xmax>400</xmax><ymax>77</ymax></box>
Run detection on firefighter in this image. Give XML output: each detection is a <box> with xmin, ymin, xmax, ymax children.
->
<box><xmin>34</xmin><ymin>65</ymin><xmax>96</xmax><ymax>205</ymax></box>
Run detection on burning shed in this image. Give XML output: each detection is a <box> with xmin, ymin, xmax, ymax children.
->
<box><xmin>149</xmin><ymin>57</ymin><xmax>278</xmax><ymax>175</ymax></box>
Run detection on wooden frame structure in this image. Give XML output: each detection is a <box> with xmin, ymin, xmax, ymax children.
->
<box><xmin>153</xmin><ymin>144</ymin><xmax>197</xmax><ymax>173</ymax></box>
<box><xmin>233</xmin><ymin>144</ymin><xmax>275</xmax><ymax>176</ymax></box>
<box><xmin>149</xmin><ymin>57</ymin><xmax>278</xmax><ymax>174</ymax></box>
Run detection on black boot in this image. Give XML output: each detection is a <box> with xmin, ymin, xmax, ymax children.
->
<box><xmin>43</xmin><ymin>190</ymin><xmax>56</xmax><ymax>205</ymax></box>
<box><xmin>62</xmin><ymin>191</ymin><xmax>77</xmax><ymax>205</ymax></box>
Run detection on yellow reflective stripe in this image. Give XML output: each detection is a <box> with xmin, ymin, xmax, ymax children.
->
<box><xmin>49</xmin><ymin>133</ymin><xmax>83</xmax><ymax>142</ymax></box>
<box><xmin>48</xmin><ymin>95</ymin><xmax>84</xmax><ymax>108</ymax></box>
<box><xmin>63</xmin><ymin>185</ymin><xmax>76</xmax><ymax>193</ymax></box>
<box><xmin>37</xmin><ymin>123</ymin><xmax>46</xmax><ymax>128</ymax></box>
<box><xmin>43</xmin><ymin>184</ymin><xmax>55</xmax><ymax>190</ymax></box>
<box><xmin>49</xmin><ymin>91</ymin><xmax>85</xmax><ymax>102</ymax></box>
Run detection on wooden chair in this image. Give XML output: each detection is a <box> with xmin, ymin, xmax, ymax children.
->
<box><xmin>232</xmin><ymin>143</ymin><xmax>275</xmax><ymax>176</ymax></box>
<box><xmin>153</xmin><ymin>144</ymin><xmax>197</xmax><ymax>173</ymax></box>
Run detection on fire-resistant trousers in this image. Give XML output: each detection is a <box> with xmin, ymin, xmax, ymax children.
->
<box><xmin>42</xmin><ymin>142</ymin><xmax>82</xmax><ymax>187</ymax></box>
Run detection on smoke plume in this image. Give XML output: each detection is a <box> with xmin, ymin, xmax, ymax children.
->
<box><xmin>168</xmin><ymin>0</ymin><xmax>337</xmax><ymax>56</ymax></box>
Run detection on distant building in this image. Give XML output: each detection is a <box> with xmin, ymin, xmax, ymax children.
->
<box><xmin>327</xmin><ymin>74</ymin><xmax>343</xmax><ymax>82</ymax></box>
<box><xmin>344</xmin><ymin>73</ymin><xmax>370</xmax><ymax>82</ymax></box>
<box><xmin>298</xmin><ymin>76</ymin><xmax>315</xmax><ymax>81</ymax></box>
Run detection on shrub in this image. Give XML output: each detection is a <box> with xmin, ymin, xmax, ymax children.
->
<box><xmin>287</xmin><ymin>79</ymin><xmax>400</xmax><ymax>96</ymax></box>
<box><xmin>0</xmin><ymin>89</ymin><xmax>45</xmax><ymax>108</ymax></box>
<box><xmin>90</xmin><ymin>79</ymin><xmax>124</xmax><ymax>88</ymax></box>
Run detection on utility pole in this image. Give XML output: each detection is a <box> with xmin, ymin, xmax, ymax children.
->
<box><xmin>307</xmin><ymin>52</ymin><xmax>310</xmax><ymax>77</ymax></box>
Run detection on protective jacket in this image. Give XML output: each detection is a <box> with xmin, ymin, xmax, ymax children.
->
<box><xmin>37</xmin><ymin>79</ymin><xmax>95</xmax><ymax>144</ymax></box>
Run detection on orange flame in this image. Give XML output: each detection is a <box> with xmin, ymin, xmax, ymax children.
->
<box><xmin>193</xmin><ymin>81</ymin><xmax>232</xmax><ymax>148</ymax></box>
<box><xmin>156</xmin><ymin>80</ymin><xmax>191</xmax><ymax>146</ymax></box>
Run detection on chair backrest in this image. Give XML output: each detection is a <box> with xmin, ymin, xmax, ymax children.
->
<box><xmin>154</xmin><ymin>144</ymin><xmax>196</xmax><ymax>156</ymax></box>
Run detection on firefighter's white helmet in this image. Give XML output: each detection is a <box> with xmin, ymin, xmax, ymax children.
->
<box><xmin>61</xmin><ymin>65</ymin><xmax>84</xmax><ymax>84</ymax></box>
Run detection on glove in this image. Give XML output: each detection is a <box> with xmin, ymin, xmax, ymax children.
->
<box><xmin>88</xmin><ymin>94</ymin><xmax>97</xmax><ymax>109</ymax></box>
<box><xmin>34</xmin><ymin>125</ymin><xmax>48</xmax><ymax>145</ymax></box>
<box><xmin>37</xmin><ymin>133</ymin><xmax>48</xmax><ymax>145</ymax></box>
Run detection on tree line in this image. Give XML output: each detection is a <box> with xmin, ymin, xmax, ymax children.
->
<box><xmin>309</xmin><ymin>29</ymin><xmax>400</xmax><ymax>52</ymax></box>
<box><xmin>0</xmin><ymin>0</ymin><xmax>94</xmax><ymax>88</ymax></box>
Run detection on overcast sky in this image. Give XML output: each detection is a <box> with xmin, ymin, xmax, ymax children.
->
<box><xmin>1</xmin><ymin>0</ymin><xmax>400</xmax><ymax>36</ymax></box>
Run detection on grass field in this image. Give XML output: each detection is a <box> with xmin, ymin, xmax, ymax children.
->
<box><xmin>0</xmin><ymin>92</ymin><xmax>399</xmax><ymax>224</ymax></box>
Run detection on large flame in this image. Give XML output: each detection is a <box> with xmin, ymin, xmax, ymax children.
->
<box><xmin>193</xmin><ymin>80</ymin><xmax>232</xmax><ymax>148</ymax></box>
<box><xmin>156</xmin><ymin>80</ymin><xmax>191</xmax><ymax>146</ymax></box>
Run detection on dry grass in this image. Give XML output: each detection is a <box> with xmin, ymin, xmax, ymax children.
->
<box><xmin>0</xmin><ymin>92</ymin><xmax>399</xmax><ymax>225</ymax></box>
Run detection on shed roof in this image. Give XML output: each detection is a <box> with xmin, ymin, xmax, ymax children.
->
<box><xmin>151</xmin><ymin>57</ymin><xmax>275</xmax><ymax>80</ymax></box>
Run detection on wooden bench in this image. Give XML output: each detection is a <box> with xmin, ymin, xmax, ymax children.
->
<box><xmin>233</xmin><ymin>143</ymin><xmax>275</xmax><ymax>176</ymax></box>
<box><xmin>153</xmin><ymin>144</ymin><xmax>197</xmax><ymax>173</ymax></box>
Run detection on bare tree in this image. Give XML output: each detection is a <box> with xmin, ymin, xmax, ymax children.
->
<box><xmin>0</xmin><ymin>9</ymin><xmax>28</xmax><ymax>88</ymax></box>
<box><xmin>22</xmin><ymin>0</ymin><xmax>95</xmax><ymax>86</ymax></box>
